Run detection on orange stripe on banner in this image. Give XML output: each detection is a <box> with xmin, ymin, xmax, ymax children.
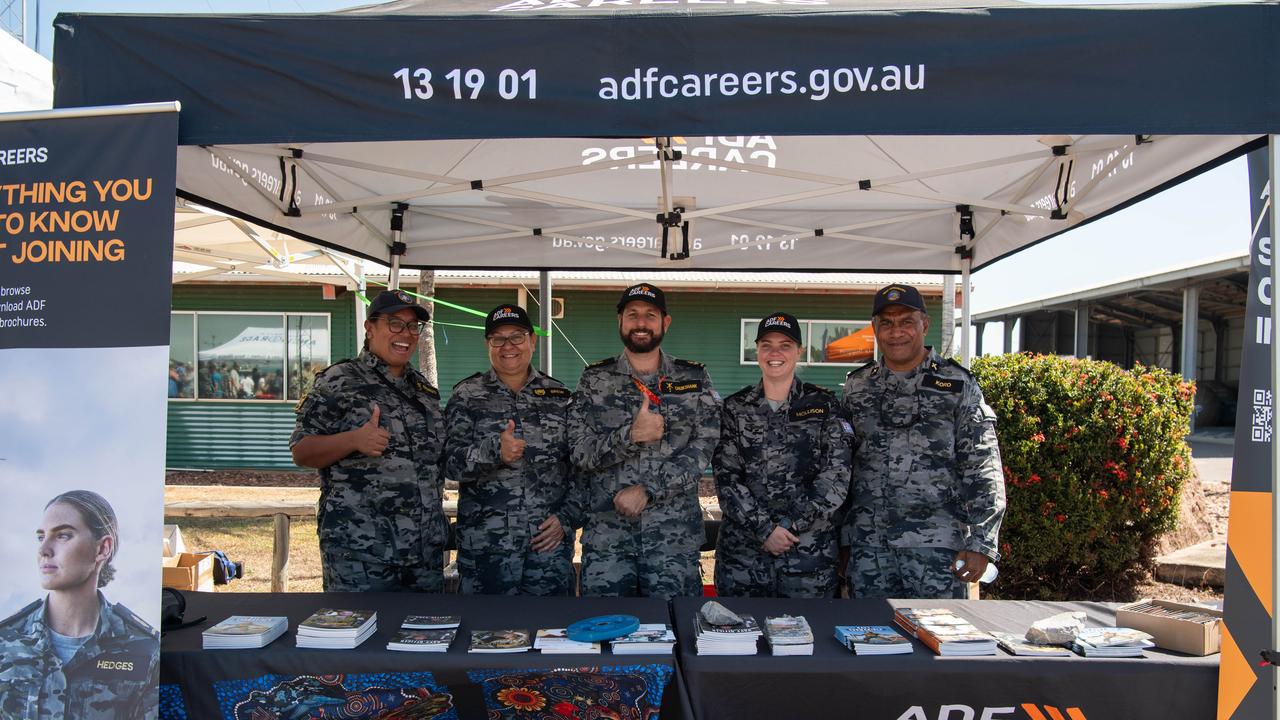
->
<box><xmin>1043</xmin><ymin>707</ymin><xmax>1067</xmax><ymax>720</ymax></box>
<box><xmin>1216</xmin><ymin>623</ymin><xmax>1258</xmax><ymax>720</ymax></box>
<box><xmin>1226</xmin><ymin>490</ymin><xmax>1273</xmax><ymax>616</ymax></box>
<box><xmin>1065</xmin><ymin>709</ymin><xmax>1087</xmax><ymax>720</ymax></box>
<box><xmin>1021</xmin><ymin>704</ymin><xmax>1049</xmax><ymax>720</ymax></box>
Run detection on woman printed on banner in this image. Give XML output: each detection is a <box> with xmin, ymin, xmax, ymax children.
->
<box><xmin>0</xmin><ymin>490</ymin><xmax>159</xmax><ymax>719</ymax></box>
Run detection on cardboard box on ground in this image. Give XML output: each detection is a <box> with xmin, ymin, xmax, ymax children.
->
<box><xmin>163</xmin><ymin>552</ymin><xmax>215</xmax><ymax>592</ymax></box>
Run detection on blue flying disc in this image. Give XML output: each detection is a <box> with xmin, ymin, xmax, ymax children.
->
<box><xmin>566</xmin><ymin>614</ymin><xmax>640</xmax><ymax>643</ymax></box>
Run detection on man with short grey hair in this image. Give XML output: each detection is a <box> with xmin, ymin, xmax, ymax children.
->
<box><xmin>842</xmin><ymin>283</ymin><xmax>1005</xmax><ymax>599</ymax></box>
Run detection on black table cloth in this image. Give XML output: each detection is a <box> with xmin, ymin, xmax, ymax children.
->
<box><xmin>673</xmin><ymin>597</ymin><xmax>1218</xmax><ymax>720</ymax></box>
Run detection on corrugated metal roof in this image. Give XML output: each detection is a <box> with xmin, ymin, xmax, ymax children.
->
<box><xmin>972</xmin><ymin>251</ymin><xmax>1248</xmax><ymax>321</ymax></box>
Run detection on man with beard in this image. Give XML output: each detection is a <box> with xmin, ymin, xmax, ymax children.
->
<box><xmin>569</xmin><ymin>283</ymin><xmax>721</xmax><ymax>598</ymax></box>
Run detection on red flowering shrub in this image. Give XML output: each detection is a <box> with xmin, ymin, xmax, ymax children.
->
<box><xmin>971</xmin><ymin>353</ymin><xmax>1193</xmax><ymax>600</ymax></box>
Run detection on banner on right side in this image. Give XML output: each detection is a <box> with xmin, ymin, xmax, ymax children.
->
<box><xmin>1219</xmin><ymin>146</ymin><xmax>1275</xmax><ymax>720</ymax></box>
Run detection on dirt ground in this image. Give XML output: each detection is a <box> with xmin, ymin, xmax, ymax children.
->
<box><xmin>166</xmin><ymin>459</ymin><xmax>1229</xmax><ymax>602</ymax></box>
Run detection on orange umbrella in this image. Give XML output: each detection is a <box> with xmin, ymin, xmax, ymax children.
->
<box><xmin>823</xmin><ymin>326</ymin><xmax>876</xmax><ymax>363</ymax></box>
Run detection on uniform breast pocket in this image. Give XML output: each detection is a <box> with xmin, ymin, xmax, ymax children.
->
<box><xmin>786</xmin><ymin>419</ymin><xmax>823</xmax><ymax>462</ymax></box>
<box><xmin>0</xmin><ymin>668</ymin><xmax>39</xmax><ymax>717</ymax></box>
<box><xmin>662</xmin><ymin>395</ymin><xmax>700</xmax><ymax>448</ymax></box>
<box><xmin>527</xmin><ymin>406</ymin><xmax>568</xmax><ymax>452</ymax></box>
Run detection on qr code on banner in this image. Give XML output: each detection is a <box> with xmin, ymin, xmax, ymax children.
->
<box><xmin>1252</xmin><ymin>389</ymin><xmax>1272</xmax><ymax>443</ymax></box>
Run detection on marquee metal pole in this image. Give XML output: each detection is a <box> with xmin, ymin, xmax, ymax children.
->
<box><xmin>960</xmin><ymin>260</ymin><xmax>972</xmax><ymax>367</ymax></box>
<box><xmin>539</xmin><ymin>270</ymin><xmax>553</xmax><ymax>375</ymax></box>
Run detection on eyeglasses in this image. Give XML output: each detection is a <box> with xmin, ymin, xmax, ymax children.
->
<box><xmin>379</xmin><ymin>317</ymin><xmax>427</xmax><ymax>335</ymax></box>
<box><xmin>487</xmin><ymin>332</ymin><xmax>530</xmax><ymax>348</ymax></box>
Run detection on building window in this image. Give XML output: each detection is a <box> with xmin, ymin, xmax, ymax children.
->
<box><xmin>740</xmin><ymin>318</ymin><xmax>874</xmax><ymax>367</ymax></box>
<box><xmin>169</xmin><ymin>313</ymin><xmax>196</xmax><ymax>399</ymax></box>
<box><xmin>170</xmin><ymin>312</ymin><xmax>330</xmax><ymax>402</ymax></box>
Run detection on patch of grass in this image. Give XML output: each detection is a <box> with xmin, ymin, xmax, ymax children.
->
<box><xmin>169</xmin><ymin>516</ymin><xmax>324</xmax><ymax>593</ymax></box>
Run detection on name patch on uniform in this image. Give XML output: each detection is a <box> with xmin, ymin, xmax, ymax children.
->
<box><xmin>415</xmin><ymin>382</ymin><xmax>440</xmax><ymax>399</ymax></box>
<box><xmin>532</xmin><ymin>387</ymin><xmax>571</xmax><ymax>398</ymax></box>
<box><xmin>661</xmin><ymin>380</ymin><xmax>701</xmax><ymax>395</ymax></box>
<box><xmin>90</xmin><ymin>652</ymin><xmax>150</xmax><ymax>682</ymax></box>
<box><xmin>922</xmin><ymin>374</ymin><xmax>962</xmax><ymax>393</ymax></box>
<box><xmin>790</xmin><ymin>406</ymin><xmax>827</xmax><ymax>421</ymax></box>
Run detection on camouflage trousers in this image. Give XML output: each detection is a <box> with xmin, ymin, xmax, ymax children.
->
<box><xmin>713</xmin><ymin>551</ymin><xmax>837</xmax><ymax>599</ymax></box>
<box><xmin>458</xmin><ymin>537</ymin><xmax>576</xmax><ymax>596</ymax></box>
<box><xmin>321</xmin><ymin>549</ymin><xmax>444</xmax><ymax>593</ymax></box>
<box><xmin>579</xmin><ymin>516</ymin><xmax>702</xmax><ymax>599</ymax></box>
<box><xmin>847</xmin><ymin>546</ymin><xmax>965</xmax><ymax>600</ymax></box>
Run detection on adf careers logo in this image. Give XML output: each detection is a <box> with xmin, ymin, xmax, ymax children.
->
<box><xmin>629</xmin><ymin>285</ymin><xmax>656</xmax><ymax>300</ymax></box>
<box><xmin>896</xmin><ymin>704</ymin><xmax>1087</xmax><ymax>720</ymax></box>
<box><xmin>492</xmin><ymin>306</ymin><xmax>520</xmax><ymax>321</ymax></box>
<box><xmin>763</xmin><ymin>315</ymin><xmax>791</xmax><ymax>330</ymax></box>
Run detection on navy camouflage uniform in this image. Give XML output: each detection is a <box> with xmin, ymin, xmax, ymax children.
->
<box><xmin>444</xmin><ymin>367</ymin><xmax>584</xmax><ymax>595</ymax></box>
<box><xmin>713</xmin><ymin>379</ymin><xmax>851</xmax><ymax>598</ymax></box>
<box><xmin>0</xmin><ymin>592</ymin><xmax>159</xmax><ymax>719</ymax></box>
<box><xmin>842</xmin><ymin>348</ymin><xmax>1005</xmax><ymax>599</ymax></box>
<box><xmin>291</xmin><ymin>350</ymin><xmax>447</xmax><ymax>592</ymax></box>
<box><xmin>569</xmin><ymin>351</ymin><xmax>721</xmax><ymax>599</ymax></box>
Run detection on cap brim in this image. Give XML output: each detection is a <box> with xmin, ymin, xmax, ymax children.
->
<box><xmin>380</xmin><ymin>303</ymin><xmax>431</xmax><ymax>322</ymax></box>
<box><xmin>616</xmin><ymin>297</ymin><xmax>664</xmax><ymax>313</ymax></box>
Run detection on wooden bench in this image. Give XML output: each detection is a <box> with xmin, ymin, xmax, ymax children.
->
<box><xmin>164</xmin><ymin>497</ymin><xmax>458</xmax><ymax>592</ymax></box>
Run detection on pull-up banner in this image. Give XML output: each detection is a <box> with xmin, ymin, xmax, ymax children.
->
<box><xmin>1218</xmin><ymin>146</ymin><xmax>1275</xmax><ymax>720</ymax></box>
<box><xmin>0</xmin><ymin>106</ymin><xmax>177</xmax><ymax>719</ymax></box>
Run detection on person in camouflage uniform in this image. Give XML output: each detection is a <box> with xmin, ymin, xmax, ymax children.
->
<box><xmin>444</xmin><ymin>304</ymin><xmax>584</xmax><ymax>596</ymax></box>
<box><xmin>714</xmin><ymin>312</ymin><xmax>851</xmax><ymax>598</ymax></box>
<box><xmin>569</xmin><ymin>283</ymin><xmax>721</xmax><ymax>599</ymax></box>
<box><xmin>291</xmin><ymin>289</ymin><xmax>446</xmax><ymax>593</ymax></box>
<box><xmin>0</xmin><ymin>490</ymin><xmax>158</xmax><ymax>719</ymax></box>
<box><xmin>842</xmin><ymin>284</ymin><xmax>1005</xmax><ymax>599</ymax></box>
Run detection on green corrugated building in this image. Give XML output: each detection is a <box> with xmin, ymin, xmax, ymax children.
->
<box><xmin>167</xmin><ymin>272</ymin><xmax>946</xmax><ymax>469</ymax></box>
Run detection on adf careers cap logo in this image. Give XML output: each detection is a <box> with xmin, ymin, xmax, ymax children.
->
<box><xmin>492</xmin><ymin>306</ymin><xmax>520</xmax><ymax>321</ymax></box>
<box><xmin>629</xmin><ymin>285</ymin><xmax>656</xmax><ymax>300</ymax></box>
<box><xmin>763</xmin><ymin>315</ymin><xmax>791</xmax><ymax>330</ymax></box>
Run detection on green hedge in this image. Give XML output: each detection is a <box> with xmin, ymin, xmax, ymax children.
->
<box><xmin>971</xmin><ymin>353</ymin><xmax>1194</xmax><ymax>600</ymax></box>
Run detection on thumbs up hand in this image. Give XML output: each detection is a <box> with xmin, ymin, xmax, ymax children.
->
<box><xmin>500</xmin><ymin>419</ymin><xmax>526</xmax><ymax>464</ymax></box>
<box><xmin>630</xmin><ymin>393</ymin><xmax>664</xmax><ymax>444</ymax></box>
<box><xmin>353</xmin><ymin>403</ymin><xmax>390</xmax><ymax>457</ymax></box>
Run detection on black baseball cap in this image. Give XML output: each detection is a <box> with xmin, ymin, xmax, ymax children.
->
<box><xmin>484</xmin><ymin>304</ymin><xmax>534</xmax><ymax>335</ymax></box>
<box><xmin>369</xmin><ymin>289</ymin><xmax>430</xmax><ymax>322</ymax></box>
<box><xmin>872</xmin><ymin>284</ymin><xmax>926</xmax><ymax>316</ymax></box>
<box><xmin>755</xmin><ymin>312</ymin><xmax>802</xmax><ymax>344</ymax></box>
<box><xmin>616</xmin><ymin>283</ymin><xmax>667</xmax><ymax>314</ymax></box>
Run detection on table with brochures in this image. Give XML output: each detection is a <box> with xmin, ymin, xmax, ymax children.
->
<box><xmin>161</xmin><ymin>591</ymin><xmax>694</xmax><ymax>720</ymax></box>
<box><xmin>673</xmin><ymin>597</ymin><xmax>1218</xmax><ymax>720</ymax></box>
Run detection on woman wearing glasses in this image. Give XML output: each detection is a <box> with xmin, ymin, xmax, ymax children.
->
<box><xmin>712</xmin><ymin>312</ymin><xmax>851</xmax><ymax>598</ymax></box>
<box><xmin>444</xmin><ymin>305</ymin><xmax>583</xmax><ymax>596</ymax></box>
<box><xmin>290</xmin><ymin>289</ymin><xmax>448</xmax><ymax>593</ymax></box>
